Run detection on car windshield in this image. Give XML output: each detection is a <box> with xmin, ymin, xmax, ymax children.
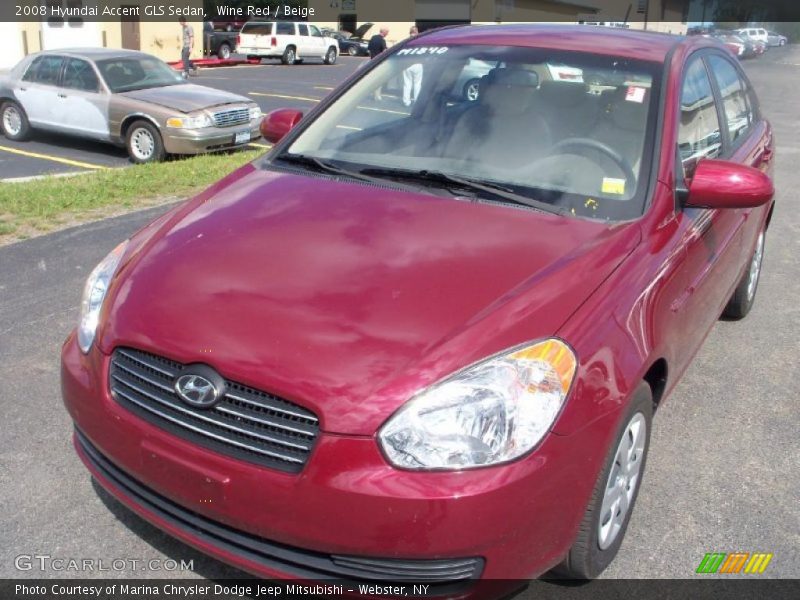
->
<box><xmin>96</xmin><ymin>57</ymin><xmax>185</xmax><ymax>93</ymax></box>
<box><xmin>279</xmin><ymin>45</ymin><xmax>662</xmax><ymax>220</ymax></box>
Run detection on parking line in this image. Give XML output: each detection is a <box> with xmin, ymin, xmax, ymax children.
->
<box><xmin>248</xmin><ymin>142</ymin><xmax>273</xmax><ymax>149</ymax></box>
<box><xmin>249</xmin><ymin>92</ymin><xmax>321</xmax><ymax>102</ymax></box>
<box><xmin>314</xmin><ymin>86</ymin><xmax>335</xmax><ymax>91</ymax></box>
<box><xmin>0</xmin><ymin>145</ymin><xmax>109</xmax><ymax>170</ymax></box>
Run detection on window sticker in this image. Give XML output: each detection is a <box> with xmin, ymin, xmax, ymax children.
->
<box><xmin>625</xmin><ymin>86</ymin><xmax>646</xmax><ymax>103</ymax></box>
<box><xmin>396</xmin><ymin>47</ymin><xmax>449</xmax><ymax>56</ymax></box>
<box><xmin>601</xmin><ymin>177</ymin><xmax>626</xmax><ymax>195</ymax></box>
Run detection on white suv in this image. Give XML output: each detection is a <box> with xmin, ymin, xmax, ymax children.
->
<box><xmin>735</xmin><ymin>28</ymin><xmax>769</xmax><ymax>45</ymax></box>
<box><xmin>238</xmin><ymin>21</ymin><xmax>338</xmax><ymax>65</ymax></box>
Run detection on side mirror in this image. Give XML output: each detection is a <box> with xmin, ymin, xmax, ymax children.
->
<box><xmin>260</xmin><ymin>108</ymin><xmax>304</xmax><ymax>144</ymax></box>
<box><xmin>686</xmin><ymin>159</ymin><xmax>774</xmax><ymax>209</ymax></box>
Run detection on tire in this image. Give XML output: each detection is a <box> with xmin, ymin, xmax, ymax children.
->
<box><xmin>348</xmin><ymin>45</ymin><xmax>358</xmax><ymax>56</ymax></box>
<box><xmin>1</xmin><ymin>100</ymin><xmax>31</xmax><ymax>141</ymax></box>
<box><xmin>462</xmin><ymin>78</ymin><xmax>480</xmax><ymax>102</ymax></box>
<box><xmin>324</xmin><ymin>47</ymin><xmax>337</xmax><ymax>65</ymax></box>
<box><xmin>281</xmin><ymin>46</ymin><xmax>296</xmax><ymax>65</ymax></box>
<box><xmin>125</xmin><ymin>120</ymin><xmax>165</xmax><ymax>164</ymax></box>
<box><xmin>555</xmin><ymin>382</ymin><xmax>653</xmax><ymax>579</ymax></box>
<box><xmin>217</xmin><ymin>43</ymin><xmax>231</xmax><ymax>60</ymax></box>
<box><xmin>722</xmin><ymin>228</ymin><xmax>765</xmax><ymax>320</ymax></box>
<box><xmin>780</xmin><ymin>39</ymin><xmax>786</xmax><ymax>47</ymax></box>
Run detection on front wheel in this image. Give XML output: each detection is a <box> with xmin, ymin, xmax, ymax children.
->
<box><xmin>722</xmin><ymin>229</ymin><xmax>765</xmax><ymax>319</ymax></box>
<box><xmin>348</xmin><ymin>46</ymin><xmax>358</xmax><ymax>56</ymax></box>
<box><xmin>324</xmin><ymin>47</ymin><xmax>337</xmax><ymax>65</ymax></box>
<box><xmin>1</xmin><ymin>101</ymin><xmax>31</xmax><ymax>141</ymax></box>
<box><xmin>555</xmin><ymin>382</ymin><xmax>653</xmax><ymax>579</ymax></box>
<box><xmin>281</xmin><ymin>46</ymin><xmax>296</xmax><ymax>65</ymax></box>
<box><xmin>462</xmin><ymin>78</ymin><xmax>480</xmax><ymax>102</ymax></box>
<box><xmin>126</xmin><ymin>120</ymin><xmax>165</xmax><ymax>164</ymax></box>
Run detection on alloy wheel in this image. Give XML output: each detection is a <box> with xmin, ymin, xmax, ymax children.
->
<box><xmin>3</xmin><ymin>105</ymin><xmax>22</xmax><ymax>136</ymax></box>
<box><xmin>598</xmin><ymin>413</ymin><xmax>647</xmax><ymax>550</ymax></box>
<box><xmin>747</xmin><ymin>231</ymin><xmax>765</xmax><ymax>301</ymax></box>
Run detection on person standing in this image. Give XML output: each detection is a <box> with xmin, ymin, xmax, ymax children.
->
<box><xmin>402</xmin><ymin>26</ymin><xmax>423</xmax><ymax>107</ymax></box>
<box><xmin>368</xmin><ymin>27</ymin><xmax>389</xmax><ymax>59</ymax></box>
<box><xmin>179</xmin><ymin>17</ymin><xmax>195</xmax><ymax>78</ymax></box>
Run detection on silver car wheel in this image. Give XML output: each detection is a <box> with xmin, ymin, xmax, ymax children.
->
<box><xmin>746</xmin><ymin>231</ymin><xmax>765</xmax><ymax>301</ymax></box>
<box><xmin>598</xmin><ymin>412</ymin><xmax>647</xmax><ymax>550</ymax></box>
<box><xmin>286</xmin><ymin>49</ymin><xmax>295</xmax><ymax>64</ymax></box>
<box><xmin>348</xmin><ymin>46</ymin><xmax>358</xmax><ymax>56</ymax></box>
<box><xmin>130</xmin><ymin>127</ymin><xmax>155</xmax><ymax>161</ymax></box>
<box><xmin>3</xmin><ymin>105</ymin><xmax>22</xmax><ymax>136</ymax></box>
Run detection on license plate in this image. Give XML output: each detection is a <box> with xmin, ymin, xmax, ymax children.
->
<box><xmin>235</xmin><ymin>131</ymin><xmax>250</xmax><ymax>144</ymax></box>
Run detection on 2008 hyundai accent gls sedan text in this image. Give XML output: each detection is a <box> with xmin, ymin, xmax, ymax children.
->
<box><xmin>62</xmin><ymin>25</ymin><xmax>775</xmax><ymax>590</ymax></box>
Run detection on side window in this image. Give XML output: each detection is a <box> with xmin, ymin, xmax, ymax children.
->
<box><xmin>62</xmin><ymin>58</ymin><xmax>99</xmax><ymax>92</ymax></box>
<box><xmin>22</xmin><ymin>56</ymin><xmax>44</xmax><ymax>82</ymax></box>
<box><xmin>298</xmin><ymin>24</ymin><xmax>309</xmax><ymax>36</ymax></box>
<box><xmin>276</xmin><ymin>22</ymin><xmax>293</xmax><ymax>35</ymax></box>
<box><xmin>678</xmin><ymin>58</ymin><xmax>721</xmax><ymax>179</ymax></box>
<box><xmin>309</xmin><ymin>25</ymin><xmax>322</xmax><ymax>38</ymax></box>
<box><xmin>707</xmin><ymin>55</ymin><xmax>752</xmax><ymax>145</ymax></box>
<box><xmin>31</xmin><ymin>55</ymin><xmax>65</xmax><ymax>86</ymax></box>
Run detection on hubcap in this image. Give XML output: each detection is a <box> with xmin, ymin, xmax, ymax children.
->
<box><xmin>598</xmin><ymin>413</ymin><xmax>647</xmax><ymax>550</ymax></box>
<box><xmin>466</xmin><ymin>83</ymin><xmax>479</xmax><ymax>101</ymax></box>
<box><xmin>287</xmin><ymin>50</ymin><xmax>295</xmax><ymax>63</ymax></box>
<box><xmin>221</xmin><ymin>46</ymin><xmax>230</xmax><ymax>59</ymax></box>
<box><xmin>3</xmin><ymin>106</ymin><xmax>22</xmax><ymax>136</ymax></box>
<box><xmin>328</xmin><ymin>50</ymin><xmax>336</xmax><ymax>63</ymax></box>
<box><xmin>747</xmin><ymin>231</ymin><xmax>765</xmax><ymax>301</ymax></box>
<box><xmin>349</xmin><ymin>46</ymin><xmax>357</xmax><ymax>56</ymax></box>
<box><xmin>130</xmin><ymin>127</ymin><xmax>155</xmax><ymax>161</ymax></box>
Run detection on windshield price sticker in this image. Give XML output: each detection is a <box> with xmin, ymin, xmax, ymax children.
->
<box><xmin>397</xmin><ymin>47</ymin><xmax>450</xmax><ymax>56</ymax></box>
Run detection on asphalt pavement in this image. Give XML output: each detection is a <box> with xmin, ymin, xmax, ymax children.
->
<box><xmin>0</xmin><ymin>56</ymin><xmax>366</xmax><ymax>180</ymax></box>
<box><xmin>0</xmin><ymin>48</ymin><xmax>798</xmax><ymax>586</ymax></box>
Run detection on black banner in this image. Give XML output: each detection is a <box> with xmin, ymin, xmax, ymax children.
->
<box><xmin>2</xmin><ymin>1</ymin><xmax>800</xmax><ymax>24</ymax></box>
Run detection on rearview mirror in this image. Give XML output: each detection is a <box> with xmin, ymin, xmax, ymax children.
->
<box><xmin>260</xmin><ymin>109</ymin><xmax>304</xmax><ymax>144</ymax></box>
<box><xmin>686</xmin><ymin>159</ymin><xmax>773</xmax><ymax>209</ymax></box>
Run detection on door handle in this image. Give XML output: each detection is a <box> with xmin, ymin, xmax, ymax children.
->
<box><xmin>58</xmin><ymin>93</ymin><xmax>67</xmax><ymax>99</ymax></box>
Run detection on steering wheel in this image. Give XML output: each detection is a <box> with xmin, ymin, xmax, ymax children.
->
<box><xmin>549</xmin><ymin>137</ymin><xmax>637</xmax><ymax>194</ymax></box>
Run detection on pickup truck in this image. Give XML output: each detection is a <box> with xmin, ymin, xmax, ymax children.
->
<box><xmin>203</xmin><ymin>22</ymin><xmax>239</xmax><ymax>60</ymax></box>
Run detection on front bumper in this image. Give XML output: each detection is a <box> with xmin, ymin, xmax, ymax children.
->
<box><xmin>62</xmin><ymin>334</ymin><xmax>615</xmax><ymax>585</ymax></box>
<box><xmin>163</xmin><ymin>123</ymin><xmax>261</xmax><ymax>155</ymax></box>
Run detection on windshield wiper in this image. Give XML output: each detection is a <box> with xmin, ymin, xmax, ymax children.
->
<box><xmin>359</xmin><ymin>167</ymin><xmax>563</xmax><ymax>214</ymax></box>
<box><xmin>276</xmin><ymin>154</ymin><xmax>397</xmax><ymax>187</ymax></box>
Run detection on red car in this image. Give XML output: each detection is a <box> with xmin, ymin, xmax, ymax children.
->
<box><xmin>62</xmin><ymin>25</ymin><xmax>774</xmax><ymax>589</ymax></box>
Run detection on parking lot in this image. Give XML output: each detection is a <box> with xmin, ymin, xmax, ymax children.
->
<box><xmin>0</xmin><ymin>56</ymin><xmax>367</xmax><ymax>180</ymax></box>
<box><xmin>0</xmin><ymin>45</ymin><xmax>798</xmax><ymax>587</ymax></box>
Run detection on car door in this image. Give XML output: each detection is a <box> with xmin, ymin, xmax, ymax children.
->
<box><xmin>296</xmin><ymin>23</ymin><xmax>313</xmax><ymax>57</ymax></box>
<box><xmin>16</xmin><ymin>54</ymin><xmax>64</xmax><ymax>129</ymax></box>
<box><xmin>308</xmin><ymin>25</ymin><xmax>327</xmax><ymax>58</ymax></box>
<box><xmin>705</xmin><ymin>52</ymin><xmax>773</xmax><ymax>270</ymax></box>
<box><xmin>668</xmin><ymin>53</ymin><xmax>749</xmax><ymax>373</ymax></box>
<box><xmin>58</xmin><ymin>57</ymin><xmax>111</xmax><ymax>140</ymax></box>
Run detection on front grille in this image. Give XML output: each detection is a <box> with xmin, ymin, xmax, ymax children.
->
<box><xmin>212</xmin><ymin>107</ymin><xmax>250</xmax><ymax>127</ymax></box>
<box><xmin>76</xmin><ymin>429</ymin><xmax>483</xmax><ymax>586</ymax></box>
<box><xmin>109</xmin><ymin>347</ymin><xmax>319</xmax><ymax>473</ymax></box>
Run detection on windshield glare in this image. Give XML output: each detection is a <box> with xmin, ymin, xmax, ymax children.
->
<box><xmin>96</xmin><ymin>57</ymin><xmax>185</xmax><ymax>93</ymax></box>
<box><xmin>284</xmin><ymin>45</ymin><xmax>661</xmax><ymax>220</ymax></box>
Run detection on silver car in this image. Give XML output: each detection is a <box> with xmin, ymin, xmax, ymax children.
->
<box><xmin>0</xmin><ymin>48</ymin><xmax>262</xmax><ymax>163</ymax></box>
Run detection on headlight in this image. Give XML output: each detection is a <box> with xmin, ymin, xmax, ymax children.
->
<box><xmin>77</xmin><ymin>241</ymin><xmax>128</xmax><ymax>353</ymax></box>
<box><xmin>249</xmin><ymin>106</ymin><xmax>262</xmax><ymax>120</ymax></box>
<box><xmin>166</xmin><ymin>113</ymin><xmax>213</xmax><ymax>129</ymax></box>
<box><xmin>379</xmin><ymin>339</ymin><xmax>577</xmax><ymax>470</ymax></box>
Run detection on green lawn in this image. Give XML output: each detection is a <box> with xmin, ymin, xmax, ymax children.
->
<box><xmin>0</xmin><ymin>149</ymin><xmax>264</xmax><ymax>244</ymax></box>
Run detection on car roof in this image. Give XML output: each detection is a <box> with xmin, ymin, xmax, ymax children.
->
<box><xmin>35</xmin><ymin>48</ymin><xmax>154</xmax><ymax>61</ymax></box>
<box><xmin>413</xmin><ymin>24</ymin><xmax>712</xmax><ymax>63</ymax></box>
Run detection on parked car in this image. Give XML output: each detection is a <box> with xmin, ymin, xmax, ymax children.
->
<box><xmin>63</xmin><ymin>25</ymin><xmax>774</xmax><ymax>588</ymax></box>
<box><xmin>237</xmin><ymin>21</ymin><xmax>338</xmax><ymax>65</ymax></box>
<box><xmin>735</xmin><ymin>27</ymin><xmax>769</xmax><ymax>47</ymax></box>
<box><xmin>212</xmin><ymin>18</ymin><xmax>247</xmax><ymax>32</ymax></box>
<box><xmin>203</xmin><ymin>21</ymin><xmax>238</xmax><ymax>60</ymax></box>
<box><xmin>710</xmin><ymin>33</ymin><xmax>746</xmax><ymax>58</ymax></box>
<box><xmin>767</xmin><ymin>31</ymin><xmax>788</xmax><ymax>47</ymax></box>
<box><xmin>330</xmin><ymin>31</ymin><xmax>369</xmax><ymax>56</ymax></box>
<box><xmin>0</xmin><ymin>49</ymin><xmax>262</xmax><ymax>163</ymax></box>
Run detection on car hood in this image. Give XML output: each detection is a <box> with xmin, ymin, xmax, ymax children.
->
<box><xmin>118</xmin><ymin>84</ymin><xmax>250</xmax><ymax>113</ymax></box>
<box><xmin>352</xmin><ymin>22</ymin><xmax>374</xmax><ymax>39</ymax></box>
<box><xmin>100</xmin><ymin>166</ymin><xmax>641</xmax><ymax>435</ymax></box>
